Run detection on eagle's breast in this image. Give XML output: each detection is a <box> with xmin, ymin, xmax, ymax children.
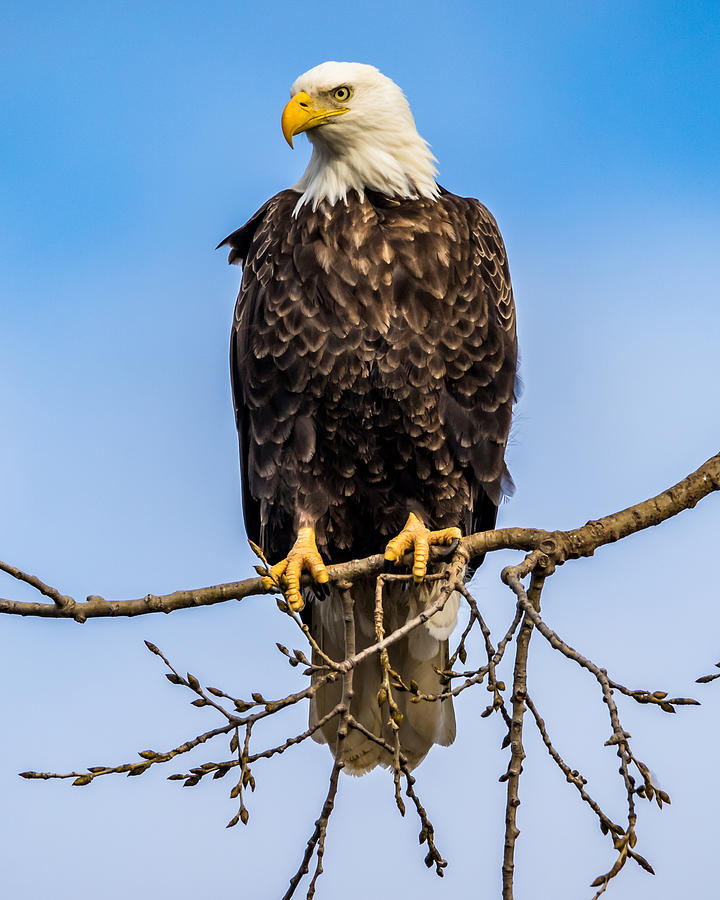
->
<box><xmin>227</xmin><ymin>188</ymin><xmax>517</xmax><ymax>561</ymax></box>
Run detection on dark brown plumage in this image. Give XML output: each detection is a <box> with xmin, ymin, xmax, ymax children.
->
<box><xmin>221</xmin><ymin>185</ymin><xmax>517</xmax><ymax>771</ymax></box>
<box><xmin>223</xmin><ymin>188</ymin><xmax>517</xmax><ymax>560</ymax></box>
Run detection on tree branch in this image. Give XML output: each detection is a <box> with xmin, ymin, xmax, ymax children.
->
<box><xmin>6</xmin><ymin>451</ymin><xmax>719</xmax><ymax>900</ymax></box>
<box><xmin>2</xmin><ymin>452</ymin><xmax>716</xmax><ymax>622</ymax></box>
<box><xmin>501</xmin><ymin>556</ymin><xmax>549</xmax><ymax>900</ymax></box>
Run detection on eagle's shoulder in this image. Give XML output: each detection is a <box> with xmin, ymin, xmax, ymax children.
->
<box><xmin>437</xmin><ymin>189</ymin><xmax>516</xmax><ymax>334</ymax></box>
<box><xmin>436</xmin><ymin>189</ymin><xmax>510</xmax><ymax>264</ymax></box>
<box><xmin>217</xmin><ymin>190</ymin><xmax>299</xmax><ymax>266</ymax></box>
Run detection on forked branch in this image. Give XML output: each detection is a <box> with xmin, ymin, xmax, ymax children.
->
<box><xmin>7</xmin><ymin>452</ymin><xmax>720</xmax><ymax>899</ymax></box>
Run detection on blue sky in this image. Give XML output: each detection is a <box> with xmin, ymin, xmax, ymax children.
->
<box><xmin>1</xmin><ymin>2</ymin><xmax>719</xmax><ymax>898</ymax></box>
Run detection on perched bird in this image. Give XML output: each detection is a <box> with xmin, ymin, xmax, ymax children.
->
<box><xmin>220</xmin><ymin>62</ymin><xmax>518</xmax><ymax>773</ymax></box>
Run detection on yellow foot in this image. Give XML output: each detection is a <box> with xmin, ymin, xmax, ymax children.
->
<box><xmin>261</xmin><ymin>527</ymin><xmax>329</xmax><ymax>612</ymax></box>
<box><xmin>384</xmin><ymin>513</ymin><xmax>462</xmax><ymax>583</ymax></box>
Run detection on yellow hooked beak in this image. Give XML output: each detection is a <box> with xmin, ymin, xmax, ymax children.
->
<box><xmin>281</xmin><ymin>91</ymin><xmax>350</xmax><ymax>148</ymax></box>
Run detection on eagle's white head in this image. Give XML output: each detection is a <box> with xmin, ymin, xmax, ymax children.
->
<box><xmin>283</xmin><ymin>62</ymin><xmax>439</xmax><ymax>214</ymax></box>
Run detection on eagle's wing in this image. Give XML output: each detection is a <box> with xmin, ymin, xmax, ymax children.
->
<box><xmin>437</xmin><ymin>193</ymin><xmax>518</xmax><ymax>544</ymax></box>
<box><xmin>221</xmin><ymin>191</ymin><xmax>299</xmax><ymax>552</ymax></box>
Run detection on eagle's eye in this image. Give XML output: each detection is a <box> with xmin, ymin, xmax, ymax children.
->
<box><xmin>333</xmin><ymin>86</ymin><xmax>351</xmax><ymax>102</ymax></box>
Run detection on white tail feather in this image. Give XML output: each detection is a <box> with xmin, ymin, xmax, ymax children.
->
<box><xmin>308</xmin><ymin>579</ymin><xmax>457</xmax><ymax>774</ymax></box>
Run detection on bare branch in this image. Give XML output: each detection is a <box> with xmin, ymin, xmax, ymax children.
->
<box><xmin>1</xmin><ymin>453</ymin><xmax>716</xmax><ymax>621</ymax></box>
<box><xmin>283</xmin><ymin>582</ymin><xmax>356</xmax><ymax>900</ymax></box>
<box><xmin>282</xmin><ymin>759</ymin><xmax>343</xmax><ymax>900</ymax></box>
<box><xmin>8</xmin><ymin>452</ymin><xmax>720</xmax><ymax>900</ymax></box>
<box><xmin>501</xmin><ymin>557</ymin><xmax>548</xmax><ymax>900</ymax></box>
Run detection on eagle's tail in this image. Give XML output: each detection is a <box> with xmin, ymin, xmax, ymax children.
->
<box><xmin>308</xmin><ymin>579</ymin><xmax>458</xmax><ymax>774</ymax></box>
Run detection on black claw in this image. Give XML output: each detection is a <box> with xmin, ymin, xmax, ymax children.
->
<box><xmin>305</xmin><ymin>581</ymin><xmax>331</xmax><ymax>605</ymax></box>
<box><xmin>437</xmin><ymin>538</ymin><xmax>460</xmax><ymax>559</ymax></box>
<box><xmin>383</xmin><ymin>557</ymin><xmax>395</xmax><ymax>574</ymax></box>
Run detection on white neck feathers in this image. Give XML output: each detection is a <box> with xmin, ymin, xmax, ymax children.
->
<box><xmin>294</xmin><ymin>132</ymin><xmax>439</xmax><ymax>214</ymax></box>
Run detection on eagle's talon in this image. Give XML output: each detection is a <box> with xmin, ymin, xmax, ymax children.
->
<box><xmin>436</xmin><ymin>537</ymin><xmax>461</xmax><ymax>559</ymax></box>
<box><xmin>261</xmin><ymin>574</ymin><xmax>280</xmax><ymax>593</ymax></box>
<box><xmin>307</xmin><ymin>580</ymin><xmax>331</xmax><ymax>604</ymax></box>
<box><xmin>384</xmin><ymin>513</ymin><xmax>462</xmax><ymax>583</ymax></box>
<box><xmin>267</xmin><ymin>527</ymin><xmax>329</xmax><ymax>612</ymax></box>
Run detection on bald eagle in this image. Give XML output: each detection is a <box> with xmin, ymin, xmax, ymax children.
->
<box><xmin>220</xmin><ymin>62</ymin><xmax>517</xmax><ymax>773</ymax></box>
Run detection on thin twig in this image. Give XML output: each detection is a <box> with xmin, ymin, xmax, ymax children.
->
<box><xmin>282</xmin><ymin>759</ymin><xmax>343</xmax><ymax>900</ymax></box>
<box><xmin>501</xmin><ymin>557</ymin><xmax>547</xmax><ymax>900</ymax></box>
